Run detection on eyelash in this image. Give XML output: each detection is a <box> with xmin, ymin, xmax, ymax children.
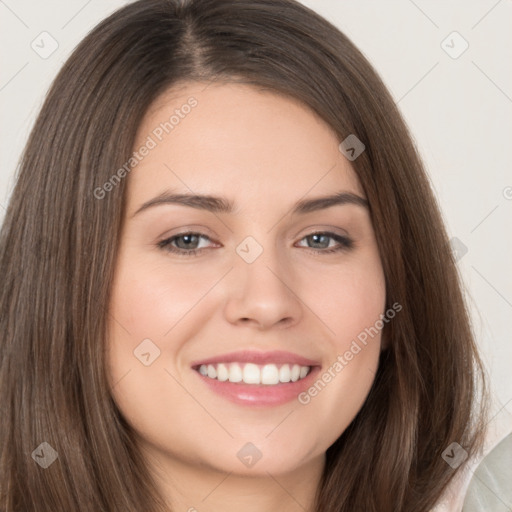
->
<box><xmin>157</xmin><ymin>231</ymin><xmax>354</xmax><ymax>257</ymax></box>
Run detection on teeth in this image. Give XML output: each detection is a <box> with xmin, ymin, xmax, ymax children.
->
<box><xmin>290</xmin><ymin>364</ymin><xmax>300</xmax><ymax>382</ymax></box>
<box><xmin>197</xmin><ymin>363</ymin><xmax>311</xmax><ymax>385</ymax></box>
<box><xmin>279</xmin><ymin>364</ymin><xmax>291</xmax><ymax>383</ymax></box>
<box><xmin>261</xmin><ymin>364</ymin><xmax>279</xmax><ymax>385</ymax></box>
<box><xmin>228</xmin><ymin>363</ymin><xmax>242</xmax><ymax>383</ymax></box>
<box><xmin>207</xmin><ymin>364</ymin><xmax>217</xmax><ymax>379</ymax></box>
<box><xmin>243</xmin><ymin>363</ymin><xmax>261</xmax><ymax>384</ymax></box>
<box><xmin>216</xmin><ymin>363</ymin><xmax>229</xmax><ymax>382</ymax></box>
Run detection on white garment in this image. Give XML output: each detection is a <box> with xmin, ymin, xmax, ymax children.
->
<box><xmin>462</xmin><ymin>432</ymin><xmax>512</xmax><ymax>511</ymax></box>
<box><xmin>431</xmin><ymin>410</ymin><xmax>512</xmax><ymax>512</ymax></box>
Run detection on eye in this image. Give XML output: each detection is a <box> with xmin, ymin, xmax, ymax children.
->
<box><xmin>296</xmin><ymin>232</ymin><xmax>353</xmax><ymax>254</ymax></box>
<box><xmin>157</xmin><ymin>232</ymin><xmax>216</xmax><ymax>257</ymax></box>
<box><xmin>157</xmin><ymin>231</ymin><xmax>353</xmax><ymax>257</ymax></box>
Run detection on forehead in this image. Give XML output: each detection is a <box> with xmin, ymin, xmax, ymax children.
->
<box><xmin>127</xmin><ymin>81</ymin><xmax>363</xmax><ymax>209</ymax></box>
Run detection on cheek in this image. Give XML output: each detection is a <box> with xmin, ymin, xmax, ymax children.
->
<box><xmin>108</xmin><ymin>253</ymin><xmax>217</xmax><ymax>342</ymax></box>
<box><xmin>105</xmin><ymin>254</ymin><xmax>187</xmax><ymax>400</ymax></box>
<box><xmin>105</xmin><ymin>258</ymin><xmax>201</xmax><ymax>448</ymax></box>
<box><xmin>303</xmin><ymin>257</ymin><xmax>386</xmax><ymax>348</ymax></box>
<box><xmin>294</xmin><ymin>259</ymin><xmax>385</xmax><ymax>427</ymax></box>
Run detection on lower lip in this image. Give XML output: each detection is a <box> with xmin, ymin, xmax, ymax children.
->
<box><xmin>193</xmin><ymin>366</ymin><xmax>321</xmax><ymax>407</ymax></box>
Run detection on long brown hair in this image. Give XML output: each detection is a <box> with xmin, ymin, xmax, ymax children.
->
<box><xmin>0</xmin><ymin>0</ymin><xmax>487</xmax><ymax>510</ymax></box>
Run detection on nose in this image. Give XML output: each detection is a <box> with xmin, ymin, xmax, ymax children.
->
<box><xmin>223</xmin><ymin>242</ymin><xmax>304</xmax><ymax>330</ymax></box>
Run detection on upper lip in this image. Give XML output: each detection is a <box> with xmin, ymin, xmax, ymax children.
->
<box><xmin>190</xmin><ymin>350</ymin><xmax>321</xmax><ymax>368</ymax></box>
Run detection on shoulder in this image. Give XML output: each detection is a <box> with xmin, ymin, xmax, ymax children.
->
<box><xmin>431</xmin><ymin>419</ymin><xmax>512</xmax><ymax>512</ymax></box>
<box><xmin>462</xmin><ymin>429</ymin><xmax>512</xmax><ymax>511</ymax></box>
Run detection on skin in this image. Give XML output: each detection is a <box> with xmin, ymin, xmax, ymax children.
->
<box><xmin>107</xmin><ymin>81</ymin><xmax>386</xmax><ymax>512</ymax></box>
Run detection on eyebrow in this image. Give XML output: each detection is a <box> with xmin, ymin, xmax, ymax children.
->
<box><xmin>132</xmin><ymin>190</ymin><xmax>368</xmax><ymax>218</ymax></box>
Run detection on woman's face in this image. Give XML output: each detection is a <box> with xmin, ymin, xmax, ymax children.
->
<box><xmin>107</xmin><ymin>81</ymin><xmax>386</xmax><ymax>480</ymax></box>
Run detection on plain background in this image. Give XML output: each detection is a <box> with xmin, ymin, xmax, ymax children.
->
<box><xmin>1</xmin><ymin>0</ymin><xmax>511</xmax><ymax>451</ymax></box>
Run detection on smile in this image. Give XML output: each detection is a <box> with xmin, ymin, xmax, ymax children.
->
<box><xmin>196</xmin><ymin>362</ymin><xmax>311</xmax><ymax>385</ymax></box>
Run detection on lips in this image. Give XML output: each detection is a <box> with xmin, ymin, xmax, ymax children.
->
<box><xmin>190</xmin><ymin>349</ymin><xmax>320</xmax><ymax>368</ymax></box>
<box><xmin>191</xmin><ymin>350</ymin><xmax>322</xmax><ymax>406</ymax></box>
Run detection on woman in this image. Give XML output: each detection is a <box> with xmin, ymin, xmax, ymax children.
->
<box><xmin>0</xmin><ymin>0</ymin><xmax>488</xmax><ymax>510</ymax></box>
